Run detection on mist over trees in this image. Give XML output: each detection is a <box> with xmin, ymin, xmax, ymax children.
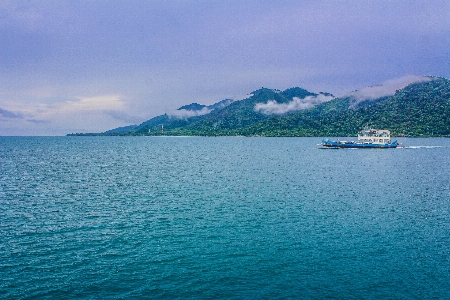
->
<box><xmin>69</xmin><ymin>77</ymin><xmax>450</xmax><ymax>137</ymax></box>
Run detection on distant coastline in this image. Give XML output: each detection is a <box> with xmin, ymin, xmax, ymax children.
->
<box><xmin>68</xmin><ymin>77</ymin><xmax>450</xmax><ymax>138</ymax></box>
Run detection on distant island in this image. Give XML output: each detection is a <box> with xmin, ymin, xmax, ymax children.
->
<box><xmin>68</xmin><ymin>76</ymin><xmax>450</xmax><ymax>137</ymax></box>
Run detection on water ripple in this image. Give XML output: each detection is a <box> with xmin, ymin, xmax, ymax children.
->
<box><xmin>1</xmin><ymin>137</ymin><xmax>449</xmax><ymax>299</ymax></box>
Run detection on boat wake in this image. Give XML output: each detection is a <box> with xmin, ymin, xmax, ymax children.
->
<box><xmin>398</xmin><ymin>146</ymin><xmax>449</xmax><ymax>149</ymax></box>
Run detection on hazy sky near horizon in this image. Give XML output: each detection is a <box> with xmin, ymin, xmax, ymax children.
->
<box><xmin>1</xmin><ymin>0</ymin><xmax>449</xmax><ymax>135</ymax></box>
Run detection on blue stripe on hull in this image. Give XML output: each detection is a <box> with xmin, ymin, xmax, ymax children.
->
<box><xmin>320</xmin><ymin>139</ymin><xmax>398</xmax><ymax>148</ymax></box>
<box><xmin>338</xmin><ymin>144</ymin><xmax>397</xmax><ymax>148</ymax></box>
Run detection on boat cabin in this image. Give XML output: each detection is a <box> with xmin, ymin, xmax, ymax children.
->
<box><xmin>358</xmin><ymin>129</ymin><xmax>391</xmax><ymax>144</ymax></box>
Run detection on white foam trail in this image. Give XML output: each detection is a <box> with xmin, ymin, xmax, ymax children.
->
<box><xmin>399</xmin><ymin>146</ymin><xmax>448</xmax><ymax>149</ymax></box>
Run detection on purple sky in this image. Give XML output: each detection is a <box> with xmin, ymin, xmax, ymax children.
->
<box><xmin>1</xmin><ymin>0</ymin><xmax>449</xmax><ymax>135</ymax></box>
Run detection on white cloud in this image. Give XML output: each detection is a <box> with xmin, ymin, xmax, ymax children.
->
<box><xmin>0</xmin><ymin>95</ymin><xmax>127</xmax><ymax>135</ymax></box>
<box><xmin>254</xmin><ymin>94</ymin><xmax>335</xmax><ymax>115</ymax></box>
<box><xmin>169</xmin><ymin>107</ymin><xmax>213</xmax><ymax>118</ymax></box>
<box><xmin>58</xmin><ymin>95</ymin><xmax>124</xmax><ymax>112</ymax></box>
<box><xmin>345</xmin><ymin>75</ymin><xmax>433</xmax><ymax>107</ymax></box>
<box><xmin>2</xmin><ymin>94</ymin><xmax>123</xmax><ymax>115</ymax></box>
<box><xmin>168</xmin><ymin>97</ymin><xmax>240</xmax><ymax>118</ymax></box>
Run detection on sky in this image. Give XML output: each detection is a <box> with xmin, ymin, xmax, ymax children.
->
<box><xmin>1</xmin><ymin>0</ymin><xmax>449</xmax><ymax>136</ymax></box>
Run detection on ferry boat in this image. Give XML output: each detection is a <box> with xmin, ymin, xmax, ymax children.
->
<box><xmin>319</xmin><ymin>129</ymin><xmax>398</xmax><ymax>149</ymax></box>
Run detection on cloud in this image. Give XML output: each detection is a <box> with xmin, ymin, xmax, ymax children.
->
<box><xmin>168</xmin><ymin>97</ymin><xmax>238</xmax><ymax>118</ymax></box>
<box><xmin>1</xmin><ymin>95</ymin><xmax>128</xmax><ymax>134</ymax></box>
<box><xmin>26</xmin><ymin>118</ymin><xmax>49</xmax><ymax>124</ymax></box>
<box><xmin>254</xmin><ymin>93</ymin><xmax>335</xmax><ymax>115</ymax></box>
<box><xmin>345</xmin><ymin>75</ymin><xmax>433</xmax><ymax>107</ymax></box>
<box><xmin>169</xmin><ymin>107</ymin><xmax>213</xmax><ymax>118</ymax></box>
<box><xmin>0</xmin><ymin>107</ymin><xmax>25</xmax><ymax>118</ymax></box>
<box><xmin>105</xmin><ymin>110</ymin><xmax>143</xmax><ymax>124</ymax></box>
<box><xmin>59</xmin><ymin>95</ymin><xmax>124</xmax><ymax>112</ymax></box>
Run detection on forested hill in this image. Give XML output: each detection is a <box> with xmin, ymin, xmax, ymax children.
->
<box><xmin>69</xmin><ymin>76</ymin><xmax>450</xmax><ymax>137</ymax></box>
<box><xmin>247</xmin><ymin>77</ymin><xmax>450</xmax><ymax>137</ymax></box>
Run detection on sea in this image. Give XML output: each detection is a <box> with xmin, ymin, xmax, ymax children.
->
<box><xmin>1</xmin><ymin>136</ymin><xmax>449</xmax><ymax>299</ymax></box>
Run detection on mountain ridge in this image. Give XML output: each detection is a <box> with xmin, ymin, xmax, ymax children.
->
<box><xmin>68</xmin><ymin>76</ymin><xmax>450</xmax><ymax>137</ymax></box>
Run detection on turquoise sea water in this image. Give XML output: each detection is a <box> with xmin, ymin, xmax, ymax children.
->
<box><xmin>1</xmin><ymin>136</ymin><xmax>449</xmax><ymax>299</ymax></box>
